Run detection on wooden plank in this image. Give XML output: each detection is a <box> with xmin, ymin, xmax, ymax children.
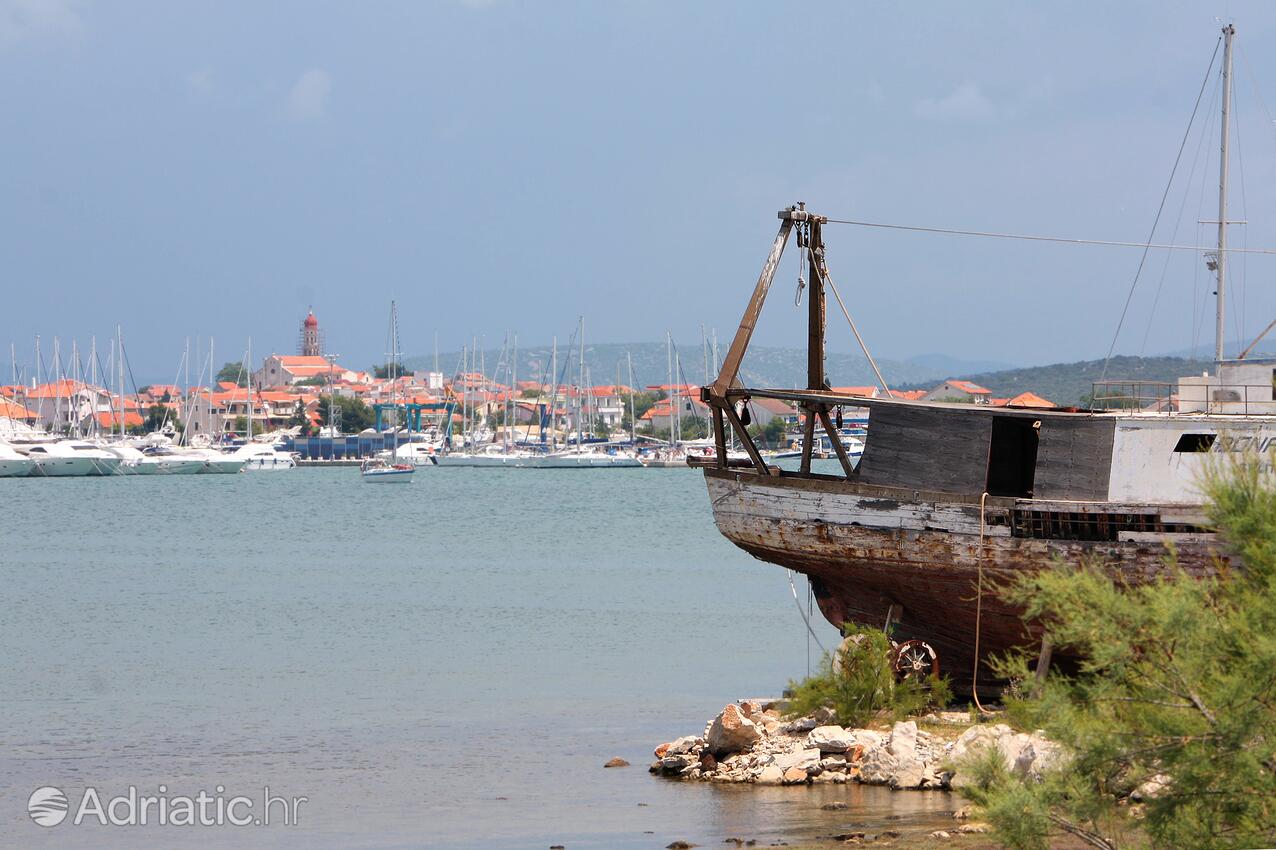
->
<box><xmin>817</xmin><ymin>407</ymin><xmax>855</xmax><ymax>478</ymax></box>
<box><xmin>712</xmin><ymin>405</ymin><xmax>727</xmax><ymax>469</ymax></box>
<box><xmin>806</xmin><ymin>223</ymin><xmax>827</xmax><ymax>392</ymax></box>
<box><xmin>857</xmin><ymin>403</ymin><xmax>992</xmax><ymax>493</ymax></box>
<box><xmin>1033</xmin><ymin>417</ymin><xmax>1115</xmax><ymax>501</ymax></box>
<box><xmin>723</xmin><ymin>401</ymin><xmax>769</xmax><ymax>474</ymax></box>
<box><xmin>799</xmin><ymin>405</ymin><xmax>816</xmax><ymax>474</ymax></box>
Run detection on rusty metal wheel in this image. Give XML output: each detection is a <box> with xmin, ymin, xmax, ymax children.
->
<box><xmin>891</xmin><ymin>639</ymin><xmax>940</xmax><ymax>680</ymax></box>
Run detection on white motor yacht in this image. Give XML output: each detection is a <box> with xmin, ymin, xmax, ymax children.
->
<box><xmin>233</xmin><ymin>443</ymin><xmax>297</xmax><ymax>471</ymax></box>
<box><xmin>104</xmin><ymin>444</ymin><xmax>206</xmax><ymax>475</ymax></box>
<box><xmin>183</xmin><ymin>447</ymin><xmax>247</xmax><ymax>474</ymax></box>
<box><xmin>25</xmin><ymin>441</ymin><xmax>123</xmax><ymax>476</ymax></box>
<box><xmin>391</xmin><ymin>442</ymin><xmax>439</xmax><ymax>467</ymax></box>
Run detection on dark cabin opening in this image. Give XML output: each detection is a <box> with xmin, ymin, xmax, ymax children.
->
<box><xmin>1172</xmin><ymin>433</ymin><xmax>1216</xmax><ymax>452</ymax></box>
<box><xmin>986</xmin><ymin>417</ymin><xmax>1039</xmax><ymax>498</ymax></box>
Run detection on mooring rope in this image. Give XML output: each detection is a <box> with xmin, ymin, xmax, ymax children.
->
<box><xmin>789</xmin><ymin>569</ymin><xmax>828</xmax><ymax>655</ymax></box>
<box><xmin>972</xmin><ymin>492</ymin><xmax>995</xmax><ymax>715</ymax></box>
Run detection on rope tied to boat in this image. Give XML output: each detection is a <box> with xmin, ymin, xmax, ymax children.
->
<box><xmin>971</xmin><ymin>491</ymin><xmax>995</xmax><ymax>715</ymax></box>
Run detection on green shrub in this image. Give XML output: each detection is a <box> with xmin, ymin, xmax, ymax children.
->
<box><xmin>785</xmin><ymin>625</ymin><xmax>951</xmax><ymax>728</ymax></box>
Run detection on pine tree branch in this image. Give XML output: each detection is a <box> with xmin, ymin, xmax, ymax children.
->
<box><xmin>1048</xmin><ymin>814</ymin><xmax>1118</xmax><ymax>850</ymax></box>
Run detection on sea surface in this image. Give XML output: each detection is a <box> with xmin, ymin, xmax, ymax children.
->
<box><xmin>1</xmin><ymin>464</ymin><xmax>958</xmax><ymax>849</ymax></box>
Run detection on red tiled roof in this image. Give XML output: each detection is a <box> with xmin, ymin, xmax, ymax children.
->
<box><xmin>946</xmin><ymin>380</ymin><xmax>991</xmax><ymax>394</ymax></box>
<box><xmin>1003</xmin><ymin>391</ymin><xmax>1054</xmax><ymax>409</ymax></box>
<box><xmin>94</xmin><ymin>411</ymin><xmax>143</xmax><ymax>428</ymax></box>
<box><xmin>0</xmin><ymin>399</ymin><xmax>36</xmax><ymax>419</ymax></box>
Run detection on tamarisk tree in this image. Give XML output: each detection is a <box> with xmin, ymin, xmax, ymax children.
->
<box><xmin>967</xmin><ymin>455</ymin><xmax>1276</xmax><ymax>850</ymax></box>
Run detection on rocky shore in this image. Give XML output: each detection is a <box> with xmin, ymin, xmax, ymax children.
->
<box><xmin>650</xmin><ymin>700</ymin><xmax>1061</xmax><ymax>792</ymax></box>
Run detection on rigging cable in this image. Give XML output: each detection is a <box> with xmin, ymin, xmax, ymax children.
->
<box><xmin>1098</xmin><ymin>35</ymin><xmax>1220</xmax><ymax>382</ymax></box>
<box><xmin>788</xmin><ymin>570</ymin><xmax>828</xmax><ymax>656</ymax></box>
<box><xmin>1232</xmin><ymin>70</ymin><xmax>1249</xmax><ymax>352</ymax></box>
<box><xmin>971</xmin><ymin>492</ymin><xmax>994</xmax><ymax>716</ymax></box>
<box><xmin>820</xmin><ymin>216</ymin><xmax>1276</xmax><ymax>254</ymax></box>
<box><xmin>824</xmin><ymin>266</ymin><xmax>891</xmax><ymax>396</ymax></box>
<box><xmin>1140</xmin><ymin>65</ymin><xmax>1221</xmax><ymax>356</ymax></box>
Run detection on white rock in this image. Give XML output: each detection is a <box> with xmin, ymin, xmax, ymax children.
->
<box><xmin>774</xmin><ymin>748</ymin><xmax>821</xmax><ymax>772</ymax></box>
<box><xmin>755</xmin><ymin>764</ymin><xmax>784</xmax><ymax>785</ymax></box>
<box><xmin>850</xmin><ymin>729</ymin><xmax>884</xmax><ymax>751</ymax></box>
<box><xmin>660</xmin><ymin>754</ymin><xmax>694</xmax><ymax>772</ymax></box>
<box><xmin>706</xmin><ymin>704</ymin><xmax>762</xmax><ymax>756</ymax></box>
<box><xmin>784</xmin><ymin>716</ymin><xmax>819</xmax><ymax>734</ymax></box>
<box><xmin>856</xmin><ymin>744</ymin><xmax>897</xmax><ymax>785</ymax></box>
<box><xmin>888</xmin><ymin>720</ymin><xmax>918</xmax><ymax>758</ymax></box>
<box><xmin>1132</xmin><ymin>773</ymin><xmax>1171</xmax><ymax>802</ymax></box>
<box><xmin>664</xmin><ymin>735</ymin><xmax>701</xmax><ymax>756</ymax></box>
<box><xmin>807</xmin><ymin>725</ymin><xmax>855</xmax><ymax>753</ymax></box>
<box><xmin>949</xmin><ymin>724</ymin><xmax>1063</xmax><ymax>789</ymax></box>
<box><xmin>890</xmin><ymin>757</ymin><xmax>926</xmax><ymax>789</ymax></box>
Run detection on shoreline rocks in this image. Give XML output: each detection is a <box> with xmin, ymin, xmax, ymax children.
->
<box><xmin>650</xmin><ymin>702</ymin><xmax>1058</xmax><ymax>792</ymax></box>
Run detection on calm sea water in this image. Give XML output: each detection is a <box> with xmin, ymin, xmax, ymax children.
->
<box><xmin>1</xmin><ymin>465</ymin><xmax>956</xmax><ymax>849</ymax></box>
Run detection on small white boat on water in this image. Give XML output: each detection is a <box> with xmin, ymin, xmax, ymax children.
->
<box><xmin>0</xmin><ymin>442</ymin><xmax>35</xmax><ymax>477</ymax></box>
<box><xmin>360</xmin><ymin>457</ymin><xmax>415</xmax><ymax>482</ymax></box>
<box><xmin>24</xmin><ymin>440</ymin><xmax>123</xmax><ymax>477</ymax></box>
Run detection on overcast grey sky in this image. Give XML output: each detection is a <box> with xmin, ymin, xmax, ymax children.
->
<box><xmin>4</xmin><ymin>1</ymin><xmax>1276</xmax><ymax>382</ymax></box>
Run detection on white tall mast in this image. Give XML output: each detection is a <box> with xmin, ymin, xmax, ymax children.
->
<box><xmin>666</xmin><ymin>331</ymin><xmax>673</xmax><ymax>448</ymax></box>
<box><xmin>505</xmin><ymin>331</ymin><xmax>510</xmax><ymax>449</ymax></box>
<box><xmin>551</xmin><ymin>334</ymin><xmax>556</xmax><ymax>446</ymax></box>
<box><xmin>578</xmin><ymin>317</ymin><xmax>585</xmax><ymax>450</ymax></box>
<box><xmin>1216</xmin><ymin>22</ymin><xmax>1235</xmax><ymax>363</ymax></box>
<box><xmin>246</xmin><ymin>339</ymin><xmax>253</xmax><ymax>441</ymax></box>
<box><xmin>627</xmin><ymin>351</ymin><xmax>636</xmax><ymax>445</ymax></box>
<box><xmin>116</xmin><ymin>327</ymin><xmax>123</xmax><ymax>438</ymax></box>
<box><xmin>89</xmin><ymin>336</ymin><xmax>97</xmax><ymax>437</ymax></box>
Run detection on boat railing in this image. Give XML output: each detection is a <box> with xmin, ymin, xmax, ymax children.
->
<box><xmin>1090</xmin><ymin>380</ymin><xmax>1276</xmax><ymax>415</ymax></box>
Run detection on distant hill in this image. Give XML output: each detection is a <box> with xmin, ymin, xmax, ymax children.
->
<box><xmin>402</xmin><ymin>342</ymin><xmax>1000</xmax><ymax>390</ymax></box>
<box><xmin>900</xmin><ymin>355</ymin><xmax>1208</xmax><ymax>405</ymax></box>
<box><xmin>396</xmin><ymin>344</ymin><xmax>1208</xmax><ymax>406</ymax></box>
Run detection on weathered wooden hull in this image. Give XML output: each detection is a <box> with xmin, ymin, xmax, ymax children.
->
<box><xmin>703</xmin><ymin>468</ymin><xmax>1224</xmax><ymax>694</ymax></box>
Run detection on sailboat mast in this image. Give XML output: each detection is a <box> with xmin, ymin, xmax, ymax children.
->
<box><xmin>511</xmin><ymin>333</ymin><xmax>518</xmax><ymax>451</ymax></box>
<box><xmin>550</xmin><ymin>336</ymin><xmax>557</xmax><ymax>448</ymax></box>
<box><xmin>246</xmin><ymin>339</ymin><xmax>253</xmax><ymax>442</ymax></box>
<box><xmin>1216</xmin><ymin>22</ymin><xmax>1235</xmax><ymax>363</ymax></box>
<box><xmin>578</xmin><ymin>317</ymin><xmax>585</xmax><ymax>450</ymax></box>
<box><xmin>627</xmin><ymin>351</ymin><xmax>636</xmax><ymax>445</ymax></box>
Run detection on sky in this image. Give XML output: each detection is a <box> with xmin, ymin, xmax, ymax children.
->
<box><xmin>5</xmin><ymin>0</ymin><xmax>1276</xmax><ymax>384</ymax></box>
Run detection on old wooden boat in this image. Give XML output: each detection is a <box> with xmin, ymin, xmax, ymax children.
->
<box><xmin>693</xmin><ymin>26</ymin><xmax>1276</xmax><ymax>694</ymax></box>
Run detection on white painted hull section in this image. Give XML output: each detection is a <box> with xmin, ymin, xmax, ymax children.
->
<box><xmin>0</xmin><ymin>458</ymin><xmax>34</xmax><ymax>477</ymax></box>
<box><xmin>33</xmin><ymin>457</ymin><xmax>121</xmax><ymax>477</ymax></box>
<box><xmin>362</xmin><ymin>469</ymin><xmax>414</xmax><ymax>483</ymax></box>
